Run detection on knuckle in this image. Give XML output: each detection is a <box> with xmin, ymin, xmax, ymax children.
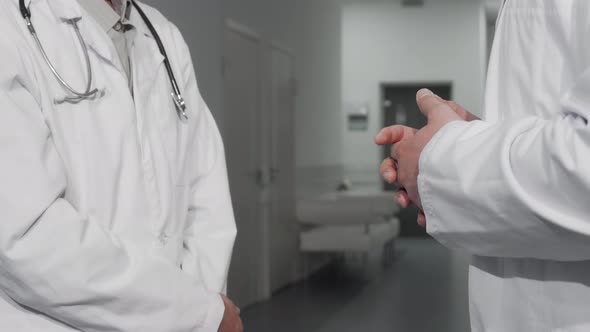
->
<box><xmin>381</xmin><ymin>158</ymin><xmax>392</xmax><ymax>168</ymax></box>
<box><xmin>380</xmin><ymin>162</ymin><xmax>391</xmax><ymax>175</ymax></box>
<box><xmin>433</xmin><ymin>103</ymin><xmax>450</xmax><ymax>114</ymax></box>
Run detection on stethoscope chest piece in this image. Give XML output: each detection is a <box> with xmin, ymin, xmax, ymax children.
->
<box><xmin>172</xmin><ymin>93</ymin><xmax>189</xmax><ymax>123</ymax></box>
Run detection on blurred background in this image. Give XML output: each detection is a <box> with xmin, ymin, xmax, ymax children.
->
<box><xmin>143</xmin><ymin>0</ymin><xmax>501</xmax><ymax>331</ymax></box>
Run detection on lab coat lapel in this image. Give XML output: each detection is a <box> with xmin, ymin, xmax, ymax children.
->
<box><xmin>129</xmin><ymin>9</ymin><xmax>165</xmax><ymax>105</ymax></box>
<box><xmin>44</xmin><ymin>0</ymin><xmax>165</xmax><ymax>103</ymax></box>
<box><xmin>83</xmin><ymin>26</ymin><xmax>123</xmax><ymax>72</ymax></box>
<box><xmin>44</xmin><ymin>0</ymin><xmax>82</xmax><ymax>21</ymax></box>
<box><xmin>46</xmin><ymin>0</ymin><xmax>121</xmax><ymax>71</ymax></box>
<box><xmin>33</xmin><ymin>0</ymin><xmax>94</xmax><ymax>96</ymax></box>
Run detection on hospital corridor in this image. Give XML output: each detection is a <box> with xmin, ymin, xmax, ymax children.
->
<box><xmin>3</xmin><ymin>0</ymin><xmax>589</xmax><ymax>330</ymax></box>
<box><xmin>137</xmin><ymin>0</ymin><xmax>494</xmax><ymax>331</ymax></box>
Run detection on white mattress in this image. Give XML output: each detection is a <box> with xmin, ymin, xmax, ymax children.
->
<box><xmin>300</xmin><ymin>218</ymin><xmax>400</xmax><ymax>252</ymax></box>
<box><xmin>297</xmin><ymin>191</ymin><xmax>399</xmax><ymax>226</ymax></box>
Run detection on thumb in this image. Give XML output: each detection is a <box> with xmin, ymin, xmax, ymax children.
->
<box><xmin>416</xmin><ymin>89</ymin><xmax>456</xmax><ymax>120</ymax></box>
<box><xmin>445</xmin><ymin>100</ymin><xmax>480</xmax><ymax>121</ymax></box>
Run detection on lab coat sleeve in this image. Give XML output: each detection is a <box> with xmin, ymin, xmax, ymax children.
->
<box><xmin>171</xmin><ymin>27</ymin><xmax>237</xmax><ymax>294</ymax></box>
<box><xmin>0</xmin><ymin>27</ymin><xmax>224</xmax><ymax>332</ymax></box>
<box><xmin>419</xmin><ymin>67</ymin><xmax>590</xmax><ymax>261</ymax></box>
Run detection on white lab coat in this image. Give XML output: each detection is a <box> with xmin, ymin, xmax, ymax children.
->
<box><xmin>419</xmin><ymin>0</ymin><xmax>590</xmax><ymax>331</ymax></box>
<box><xmin>0</xmin><ymin>0</ymin><xmax>236</xmax><ymax>331</ymax></box>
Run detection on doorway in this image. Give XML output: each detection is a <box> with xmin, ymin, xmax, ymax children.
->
<box><xmin>222</xmin><ymin>21</ymin><xmax>299</xmax><ymax>308</ymax></box>
<box><xmin>381</xmin><ymin>83</ymin><xmax>452</xmax><ymax>237</ymax></box>
<box><xmin>268</xmin><ymin>44</ymin><xmax>298</xmax><ymax>292</ymax></box>
<box><xmin>223</xmin><ymin>21</ymin><xmax>265</xmax><ymax>307</ymax></box>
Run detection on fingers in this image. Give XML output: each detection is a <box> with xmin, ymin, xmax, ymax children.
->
<box><xmin>417</xmin><ymin>210</ymin><xmax>427</xmax><ymax>228</ymax></box>
<box><xmin>445</xmin><ymin>100</ymin><xmax>465</xmax><ymax>118</ymax></box>
<box><xmin>375</xmin><ymin>125</ymin><xmax>405</xmax><ymax>145</ymax></box>
<box><xmin>395</xmin><ymin>191</ymin><xmax>425</xmax><ymax>226</ymax></box>
<box><xmin>380</xmin><ymin>157</ymin><xmax>397</xmax><ymax>183</ymax></box>
<box><xmin>394</xmin><ymin>190</ymin><xmax>410</xmax><ymax>208</ymax></box>
<box><xmin>375</xmin><ymin>125</ymin><xmax>416</xmax><ymax>146</ymax></box>
<box><xmin>391</xmin><ymin>140</ymin><xmax>407</xmax><ymax>164</ymax></box>
<box><xmin>219</xmin><ymin>294</ymin><xmax>243</xmax><ymax>332</ymax></box>
<box><xmin>416</xmin><ymin>89</ymin><xmax>452</xmax><ymax>119</ymax></box>
<box><xmin>391</xmin><ymin>141</ymin><xmax>401</xmax><ymax>161</ymax></box>
<box><xmin>221</xmin><ymin>294</ymin><xmax>240</xmax><ymax>315</ymax></box>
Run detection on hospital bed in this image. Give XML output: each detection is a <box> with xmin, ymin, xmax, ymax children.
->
<box><xmin>297</xmin><ymin>190</ymin><xmax>400</xmax><ymax>268</ymax></box>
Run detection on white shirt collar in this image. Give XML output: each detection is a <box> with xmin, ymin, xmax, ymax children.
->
<box><xmin>77</xmin><ymin>0</ymin><xmax>131</xmax><ymax>32</ymax></box>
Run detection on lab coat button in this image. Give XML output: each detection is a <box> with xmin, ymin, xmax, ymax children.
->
<box><xmin>157</xmin><ymin>232</ymin><xmax>169</xmax><ymax>246</ymax></box>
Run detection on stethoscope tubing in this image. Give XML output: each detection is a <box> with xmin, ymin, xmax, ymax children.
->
<box><xmin>18</xmin><ymin>0</ymin><xmax>187</xmax><ymax>121</ymax></box>
<box><xmin>131</xmin><ymin>1</ymin><xmax>187</xmax><ymax>121</ymax></box>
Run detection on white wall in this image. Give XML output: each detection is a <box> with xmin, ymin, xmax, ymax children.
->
<box><xmin>295</xmin><ymin>2</ymin><xmax>342</xmax><ymax>169</ymax></box>
<box><xmin>341</xmin><ymin>0</ymin><xmax>486</xmax><ymax>185</ymax></box>
<box><xmin>222</xmin><ymin>0</ymin><xmax>343</xmax><ymax>170</ymax></box>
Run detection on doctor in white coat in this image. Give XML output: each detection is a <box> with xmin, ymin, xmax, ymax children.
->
<box><xmin>0</xmin><ymin>0</ymin><xmax>240</xmax><ymax>331</ymax></box>
<box><xmin>377</xmin><ymin>0</ymin><xmax>590</xmax><ymax>331</ymax></box>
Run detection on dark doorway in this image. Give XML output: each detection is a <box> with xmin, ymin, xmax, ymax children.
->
<box><xmin>381</xmin><ymin>83</ymin><xmax>452</xmax><ymax>237</ymax></box>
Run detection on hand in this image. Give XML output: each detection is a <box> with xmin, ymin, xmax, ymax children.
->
<box><xmin>218</xmin><ymin>295</ymin><xmax>243</xmax><ymax>332</ymax></box>
<box><xmin>376</xmin><ymin>126</ymin><xmax>427</xmax><ymax>226</ymax></box>
<box><xmin>376</xmin><ymin>96</ymin><xmax>477</xmax><ymax>189</ymax></box>
<box><xmin>445</xmin><ymin>100</ymin><xmax>480</xmax><ymax>122</ymax></box>
<box><xmin>391</xmin><ymin>89</ymin><xmax>462</xmax><ymax>209</ymax></box>
<box><xmin>376</xmin><ymin>89</ymin><xmax>469</xmax><ymax>226</ymax></box>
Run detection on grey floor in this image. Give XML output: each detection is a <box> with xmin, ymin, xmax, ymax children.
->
<box><xmin>242</xmin><ymin>238</ymin><xmax>471</xmax><ymax>332</ymax></box>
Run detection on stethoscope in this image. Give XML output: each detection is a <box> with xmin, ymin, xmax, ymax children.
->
<box><xmin>18</xmin><ymin>0</ymin><xmax>188</xmax><ymax>122</ymax></box>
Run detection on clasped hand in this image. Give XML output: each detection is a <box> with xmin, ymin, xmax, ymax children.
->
<box><xmin>218</xmin><ymin>294</ymin><xmax>243</xmax><ymax>332</ymax></box>
<box><xmin>375</xmin><ymin>89</ymin><xmax>478</xmax><ymax>227</ymax></box>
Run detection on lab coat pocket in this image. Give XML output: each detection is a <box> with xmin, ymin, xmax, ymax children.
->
<box><xmin>154</xmin><ymin>184</ymin><xmax>190</xmax><ymax>265</ymax></box>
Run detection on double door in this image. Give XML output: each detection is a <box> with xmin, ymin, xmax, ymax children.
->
<box><xmin>222</xmin><ymin>22</ymin><xmax>297</xmax><ymax>307</ymax></box>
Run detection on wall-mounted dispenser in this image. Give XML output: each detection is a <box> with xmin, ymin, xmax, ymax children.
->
<box><xmin>345</xmin><ymin>102</ymin><xmax>370</xmax><ymax>131</ymax></box>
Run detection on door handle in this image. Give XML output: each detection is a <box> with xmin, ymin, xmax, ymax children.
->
<box><xmin>249</xmin><ymin>169</ymin><xmax>268</xmax><ymax>189</ymax></box>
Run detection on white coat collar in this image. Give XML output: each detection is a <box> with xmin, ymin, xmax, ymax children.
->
<box><xmin>42</xmin><ymin>0</ymin><xmax>163</xmax><ymax>78</ymax></box>
<box><xmin>28</xmin><ymin>0</ymin><xmax>152</xmax><ymax>37</ymax></box>
<box><xmin>45</xmin><ymin>0</ymin><xmax>84</xmax><ymax>20</ymax></box>
<box><xmin>26</xmin><ymin>0</ymin><xmax>165</xmax><ymax>93</ymax></box>
<box><xmin>77</xmin><ymin>0</ymin><xmax>124</xmax><ymax>33</ymax></box>
<box><xmin>128</xmin><ymin>6</ymin><xmax>166</xmax><ymax>100</ymax></box>
<box><xmin>20</xmin><ymin>0</ymin><xmax>80</xmax><ymax>22</ymax></box>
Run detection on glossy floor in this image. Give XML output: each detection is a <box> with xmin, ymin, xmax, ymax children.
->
<box><xmin>242</xmin><ymin>238</ymin><xmax>471</xmax><ymax>332</ymax></box>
